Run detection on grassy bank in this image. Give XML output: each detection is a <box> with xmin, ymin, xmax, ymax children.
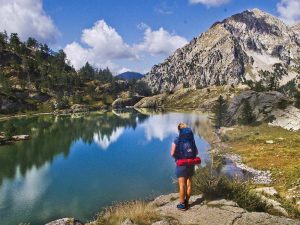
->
<box><xmin>88</xmin><ymin>201</ymin><xmax>160</xmax><ymax>225</ymax></box>
<box><xmin>222</xmin><ymin>124</ymin><xmax>300</xmax><ymax>207</ymax></box>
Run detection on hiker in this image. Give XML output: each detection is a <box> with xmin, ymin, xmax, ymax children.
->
<box><xmin>171</xmin><ymin>122</ymin><xmax>201</xmax><ymax>210</ymax></box>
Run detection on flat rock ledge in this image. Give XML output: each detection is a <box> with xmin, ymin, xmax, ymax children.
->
<box><xmin>152</xmin><ymin>193</ymin><xmax>300</xmax><ymax>225</ymax></box>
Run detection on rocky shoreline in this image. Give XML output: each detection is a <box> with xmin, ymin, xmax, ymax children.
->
<box><xmin>47</xmin><ymin>193</ymin><xmax>300</xmax><ymax>225</ymax></box>
<box><xmin>0</xmin><ymin>104</ymin><xmax>109</xmax><ymax>121</ymax></box>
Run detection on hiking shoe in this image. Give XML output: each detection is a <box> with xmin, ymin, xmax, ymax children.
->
<box><xmin>177</xmin><ymin>202</ymin><xmax>187</xmax><ymax>211</ymax></box>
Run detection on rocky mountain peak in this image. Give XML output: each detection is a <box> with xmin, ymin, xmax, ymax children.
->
<box><xmin>223</xmin><ymin>8</ymin><xmax>290</xmax><ymax>37</ymax></box>
<box><xmin>143</xmin><ymin>9</ymin><xmax>300</xmax><ymax>93</ymax></box>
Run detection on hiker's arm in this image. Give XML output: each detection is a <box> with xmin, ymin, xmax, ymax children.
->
<box><xmin>170</xmin><ymin>143</ymin><xmax>176</xmax><ymax>157</ymax></box>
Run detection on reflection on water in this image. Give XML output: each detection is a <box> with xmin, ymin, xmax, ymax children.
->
<box><xmin>93</xmin><ymin>127</ymin><xmax>125</xmax><ymax>149</ymax></box>
<box><xmin>0</xmin><ymin>110</ymin><xmax>210</xmax><ymax>225</ymax></box>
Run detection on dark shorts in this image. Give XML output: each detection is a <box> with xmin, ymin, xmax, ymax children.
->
<box><xmin>176</xmin><ymin>165</ymin><xmax>195</xmax><ymax>178</ymax></box>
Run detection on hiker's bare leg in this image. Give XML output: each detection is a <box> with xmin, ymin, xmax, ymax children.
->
<box><xmin>186</xmin><ymin>177</ymin><xmax>192</xmax><ymax>200</ymax></box>
<box><xmin>178</xmin><ymin>177</ymin><xmax>186</xmax><ymax>203</ymax></box>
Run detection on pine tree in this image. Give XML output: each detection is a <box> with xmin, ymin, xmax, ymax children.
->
<box><xmin>26</xmin><ymin>37</ymin><xmax>38</xmax><ymax>48</ymax></box>
<box><xmin>9</xmin><ymin>33</ymin><xmax>21</xmax><ymax>52</ymax></box>
<box><xmin>240</xmin><ymin>99</ymin><xmax>255</xmax><ymax>125</ymax></box>
<box><xmin>213</xmin><ymin>95</ymin><xmax>228</xmax><ymax>128</ymax></box>
<box><xmin>0</xmin><ymin>31</ymin><xmax>8</xmax><ymax>51</ymax></box>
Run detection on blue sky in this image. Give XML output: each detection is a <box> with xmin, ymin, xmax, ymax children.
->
<box><xmin>1</xmin><ymin>0</ymin><xmax>299</xmax><ymax>74</ymax></box>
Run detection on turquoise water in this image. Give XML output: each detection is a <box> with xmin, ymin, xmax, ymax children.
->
<box><xmin>0</xmin><ymin>110</ymin><xmax>210</xmax><ymax>225</ymax></box>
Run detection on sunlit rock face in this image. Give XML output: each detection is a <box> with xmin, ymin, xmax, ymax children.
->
<box><xmin>143</xmin><ymin>9</ymin><xmax>300</xmax><ymax>93</ymax></box>
<box><xmin>292</xmin><ymin>23</ymin><xmax>300</xmax><ymax>37</ymax></box>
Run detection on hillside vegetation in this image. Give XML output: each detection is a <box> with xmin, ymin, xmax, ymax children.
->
<box><xmin>0</xmin><ymin>32</ymin><xmax>151</xmax><ymax>115</ymax></box>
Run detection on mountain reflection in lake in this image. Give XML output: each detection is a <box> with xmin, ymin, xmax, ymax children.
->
<box><xmin>0</xmin><ymin>110</ymin><xmax>210</xmax><ymax>225</ymax></box>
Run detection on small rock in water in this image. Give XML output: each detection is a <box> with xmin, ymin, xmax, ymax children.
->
<box><xmin>265</xmin><ymin>140</ymin><xmax>274</xmax><ymax>144</ymax></box>
<box><xmin>12</xmin><ymin>135</ymin><xmax>30</xmax><ymax>141</ymax></box>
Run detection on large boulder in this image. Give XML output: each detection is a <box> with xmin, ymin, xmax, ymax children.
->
<box><xmin>225</xmin><ymin>91</ymin><xmax>287</xmax><ymax>126</ymax></box>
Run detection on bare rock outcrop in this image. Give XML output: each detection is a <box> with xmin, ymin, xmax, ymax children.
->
<box><xmin>269</xmin><ymin>106</ymin><xmax>300</xmax><ymax>131</ymax></box>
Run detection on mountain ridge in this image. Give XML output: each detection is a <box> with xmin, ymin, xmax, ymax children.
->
<box><xmin>143</xmin><ymin>8</ymin><xmax>300</xmax><ymax>93</ymax></box>
<box><xmin>116</xmin><ymin>71</ymin><xmax>143</xmax><ymax>80</ymax></box>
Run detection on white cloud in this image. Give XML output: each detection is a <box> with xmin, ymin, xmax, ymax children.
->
<box><xmin>189</xmin><ymin>0</ymin><xmax>230</xmax><ymax>7</ymax></box>
<box><xmin>277</xmin><ymin>0</ymin><xmax>300</xmax><ymax>25</ymax></box>
<box><xmin>81</xmin><ymin>20</ymin><xmax>134</xmax><ymax>59</ymax></box>
<box><xmin>64</xmin><ymin>20</ymin><xmax>136</xmax><ymax>72</ymax></box>
<box><xmin>0</xmin><ymin>0</ymin><xmax>59</xmax><ymax>43</ymax></box>
<box><xmin>135</xmin><ymin>27</ymin><xmax>188</xmax><ymax>55</ymax></box>
<box><xmin>64</xmin><ymin>20</ymin><xmax>188</xmax><ymax>73</ymax></box>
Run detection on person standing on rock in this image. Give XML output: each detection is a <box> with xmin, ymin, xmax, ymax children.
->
<box><xmin>171</xmin><ymin>122</ymin><xmax>200</xmax><ymax>210</ymax></box>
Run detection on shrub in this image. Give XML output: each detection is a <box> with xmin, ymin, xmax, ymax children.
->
<box><xmin>193</xmin><ymin>167</ymin><xmax>268</xmax><ymax>212</ymax></box>
<box><xmin>183</xmin><ymin>82</ymin><xmax>189</xmax><ymax>88</ymax></box>
<box><xmin>253</xmin><ymin>81</ymin><xmax>266</xmax><ymax>92</ymax></box>
<box><xmin>277</xmin><ymin>99</ymin><xmax>289</xmax><ymax>110</ymax></box>
<box><xmin>193</xmin><ymin>167</ymin><xmax>231</xmax><ymax>200</ymax></box>
<box><xmin>92</xmin><ymin>201</ymin><xmax>159</xmax><ymax>225</ymax></box>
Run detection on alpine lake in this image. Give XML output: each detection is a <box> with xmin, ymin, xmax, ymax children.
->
<box><xmin>0</xmin><ymin>109</ymin><xmax>243</xmax><ymax>225</ymax></box>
